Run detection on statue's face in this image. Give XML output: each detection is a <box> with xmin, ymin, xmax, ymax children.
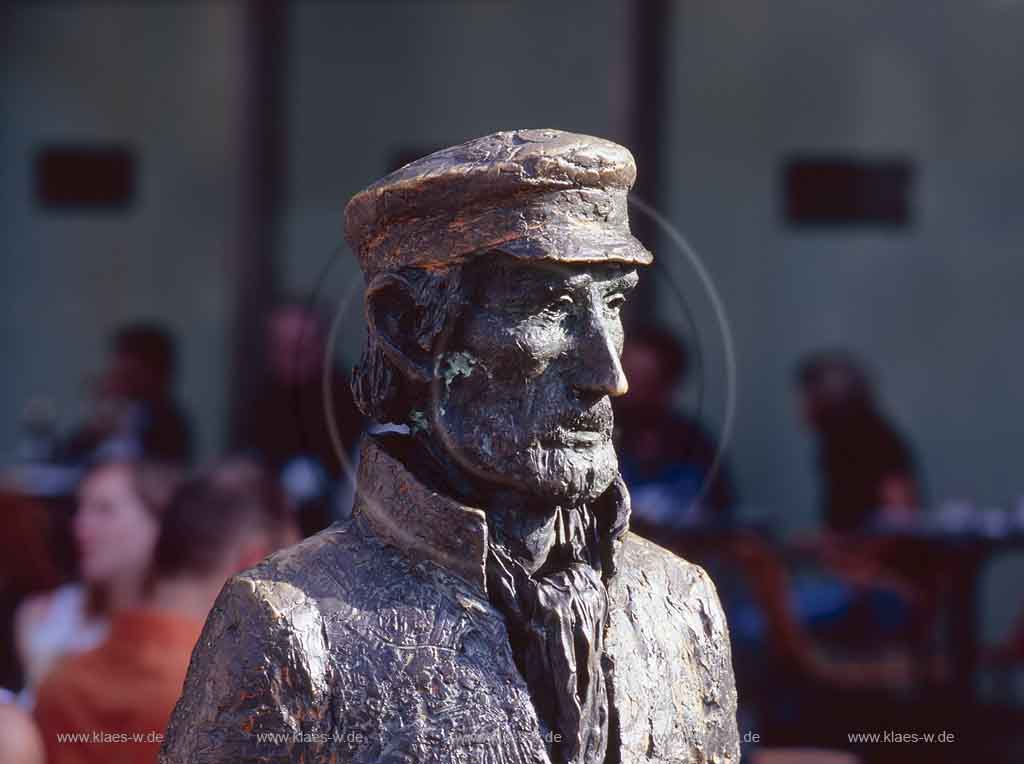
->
<box><xmin>432</xmin><ymin>255</ymin><xmax>638</xmax><ymax>506</ymax></box>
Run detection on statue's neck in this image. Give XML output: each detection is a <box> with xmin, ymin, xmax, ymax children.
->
<box><xmin>487</xmin><ymin>501</ymin><xmax>561</xmax><ymax>575</ymax></box>
<box><xmin>406</xmin><ymin>432</ymin><xmax>565</xmax><ymax>575</ymax></box>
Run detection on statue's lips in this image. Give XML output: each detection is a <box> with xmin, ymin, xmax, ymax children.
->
<box><xmin>539</xmin><ymin>404</ymin><xmax>615</xmax><ymax>449</ymax></box>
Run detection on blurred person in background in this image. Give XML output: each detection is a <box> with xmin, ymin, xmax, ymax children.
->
<box><xmin>614</xmin><ymin>324</ymin><xmax>736</xmax><ymax>544</ymax></box>
<box><xmin>771</xmin><ymin>352</ymin><xmax>925</xmax><ymax>654</ymax></box>
<box><xmin>62</xmin><ymin>324</ymin><xmax>193</xmax><ymax>466</ymax></box>
<box><xmin>0</xmin><ymin>702</ymin><xmax>46</xmax><ymax>764</ymax></box>
<box><xmin>790</xmin><ymin>352</ymin><xmax>927</xmax><ymax>649</ymax></box>
<box><xmin>237</xmin><ymin>301</ymin><xmax>364</xmax><ymax>536</ymax></box>
<box><xmin>706</xmin><ymin>352</ymin><xmax>932</xmax><ymax>755</ymax></box>
<box><xmin>796</xmin><ymin>351</ymin><xmax>921</xmax><ymax>533</ymax></box>
<box><xmin>14</xmin><ymin>459</ymin><xmax>181</xmax><ymax>707</ymax></box>
<box><xmin>33</xmin><ymin>457</ymin><xmax>293</xmax><ymax>764</ymax></box>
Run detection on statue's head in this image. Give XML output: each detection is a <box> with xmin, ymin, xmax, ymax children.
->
<box><xmin>346</xmin><ymin>129</ymin><xmax>652</xmax><ymax>507</ymax></box>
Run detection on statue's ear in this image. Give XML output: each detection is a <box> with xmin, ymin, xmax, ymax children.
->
<box><xmin>365</xmin><ymin>272</ymin><xmax>434</xmax><ymax>384</ymax></box>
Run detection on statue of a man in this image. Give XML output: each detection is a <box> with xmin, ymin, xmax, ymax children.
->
<box><xmin>161</xmin><ymin>129</ymin><xmax>739</xmax><ymax>764</ymax></box>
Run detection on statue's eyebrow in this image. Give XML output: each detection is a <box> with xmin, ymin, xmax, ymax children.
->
<box><xmin>530</xmin><ymin>269</ymin><xmax>639</xmax><ymax>299</ymax></box>
<box><xmin>515</xmin><ymin>267</ymin><xmax>581</xmax><ymax>294</ymax></box>
<box><xmin>601</xmin><ymin>270</ymin><xmax>640</xmax><ymax>293</ymax></box>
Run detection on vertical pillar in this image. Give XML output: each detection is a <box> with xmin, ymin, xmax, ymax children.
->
<box><xmin>228</xmin><ymin>0</ymin><xmax>287</xmax><ymax>443</ymax></box>
<box><xmin>613</xmin><ymin>0</ymin><xmax>673</xmax><ymax>319</ymax></box>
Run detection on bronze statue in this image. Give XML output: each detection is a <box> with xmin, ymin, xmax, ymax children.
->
<box><xmin>161</xmin><ymin>129</ymin><xmax>739</xmax><ymax>764</ymax></box>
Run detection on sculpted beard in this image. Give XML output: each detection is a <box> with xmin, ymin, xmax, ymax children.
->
<box><xmin>525</xmin><ymin>441</ymin><xmax>618</xmax><ymax>505</ymax></box>
<box><xmin>436</xmin><ymin>382</ymin><xmax>620</xmax><ymax>505</ymax></box>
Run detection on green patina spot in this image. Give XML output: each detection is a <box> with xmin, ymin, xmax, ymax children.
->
<box><xmin>441</xmin><ymin>351</ymin><xmax>479</xmax><ymax>388</ymax></box>
<box><xmin>408</xmin><ymin>409</ymin><xmax>429</xmax><ymax>433</ymax></box>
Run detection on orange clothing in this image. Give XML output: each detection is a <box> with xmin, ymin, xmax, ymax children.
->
<box><xmin>34</xmin><ymin>608</ymin><xmax>202</xmax><ymax>764</ymax></box>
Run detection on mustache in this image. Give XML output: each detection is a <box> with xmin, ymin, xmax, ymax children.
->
<box><xmin>545</xmin><ymin>399</ymin><xmax>615</xmax><ymax>440</ymax></box>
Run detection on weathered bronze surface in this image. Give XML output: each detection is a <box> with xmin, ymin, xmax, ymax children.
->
<box><xmin>161</xmin><ymin>129</ymin><xmax>739</xmax><ymax>764</ymax></box>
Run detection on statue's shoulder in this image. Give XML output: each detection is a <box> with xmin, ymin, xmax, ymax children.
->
<box><xmin>608</xmin><ymin>532</ymin><xmax>733</xmax><ymax>699</ymax></box>
<box><xmin>160</xmin><ymin>526</ymin><xmax>361</xmax><ymax>763</ymax></box>
<box><xmin>191</xmin><ymin>518</ymin><xmax>393</xmax><ymax>678</ymax></box>
<box><xmin>235</xmin><ymin>519</ymin><xmax>367</xmax><ymax>604</ymax></box>
<box><xmin>201</xmin><ymin>521</ymin><xmax>376</xmax><ymax>665</ymax></box>
<box><xmin>615</xmin><ymin>531</ymin><xmax>722</xmax><ymax>605</ymax></box>
<box><xmin>605</xmin><ymin>532</ymin><xmax>740</xmax><ymax>763</ymax></box>
<box><xmin>223</xmin><ymin>516</ymin><xmax>478</xmax><ymax>645</ymax></box>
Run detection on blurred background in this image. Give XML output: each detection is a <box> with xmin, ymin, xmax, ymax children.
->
<box><xmin>2</xmin><ymin>2</ymin><xmax>1023</xmax><ymax>763</ymax></box>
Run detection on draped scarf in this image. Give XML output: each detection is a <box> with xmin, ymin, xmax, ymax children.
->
<box><xmin>486</xmin><ymin>500</ymin><xmax>618</xmax><ymax>764</ymax></box>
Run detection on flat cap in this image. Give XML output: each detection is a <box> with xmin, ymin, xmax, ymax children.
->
<box><xmin>344</xmin><ymin>129</ymin><xmax>653</xmax><ymax>275</ymax></box>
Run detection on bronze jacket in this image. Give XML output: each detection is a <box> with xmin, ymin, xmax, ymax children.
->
<box><xmin>160</xmin><ymin>437</ymin><xmax>739</xmax><ymax>764</ymax></box>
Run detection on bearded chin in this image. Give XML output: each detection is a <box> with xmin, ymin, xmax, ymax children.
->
<box><xmin>440</xmin><ymin>430</ymin><xmax>620</xmax><ymax>507</ymax></box>
<box><xmin>525</xmin><ymin>442</ymin><xmax>619</xmax><ymax>505</ymax></box>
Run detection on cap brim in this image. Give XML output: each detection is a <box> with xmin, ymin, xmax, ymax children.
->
<box><xmin>492</xmin><ymin>225</ymin><xmax>653</xmax><ymax>267</ymax></box>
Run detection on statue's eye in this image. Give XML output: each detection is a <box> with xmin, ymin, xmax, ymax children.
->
<box><xmin>607</xmin><ymin>293</ymin><xmax>627</xmax><ymax>311</ymax></box>
<box><xmin>544</xmin><ymin>293</ymin><xmax>574</xmax><ymax>313</ymax></box>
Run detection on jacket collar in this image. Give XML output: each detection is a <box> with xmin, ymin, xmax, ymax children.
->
<box><xmin>353</xmin><ymin>434</ymin><xmax>490</xmax><ymax>593</ymax></box>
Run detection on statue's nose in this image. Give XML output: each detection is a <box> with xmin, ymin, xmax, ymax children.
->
<box><xmin>571</xmin><ymin>310</ymin><xmax>629</xmax><ymax>399</ymax></box>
